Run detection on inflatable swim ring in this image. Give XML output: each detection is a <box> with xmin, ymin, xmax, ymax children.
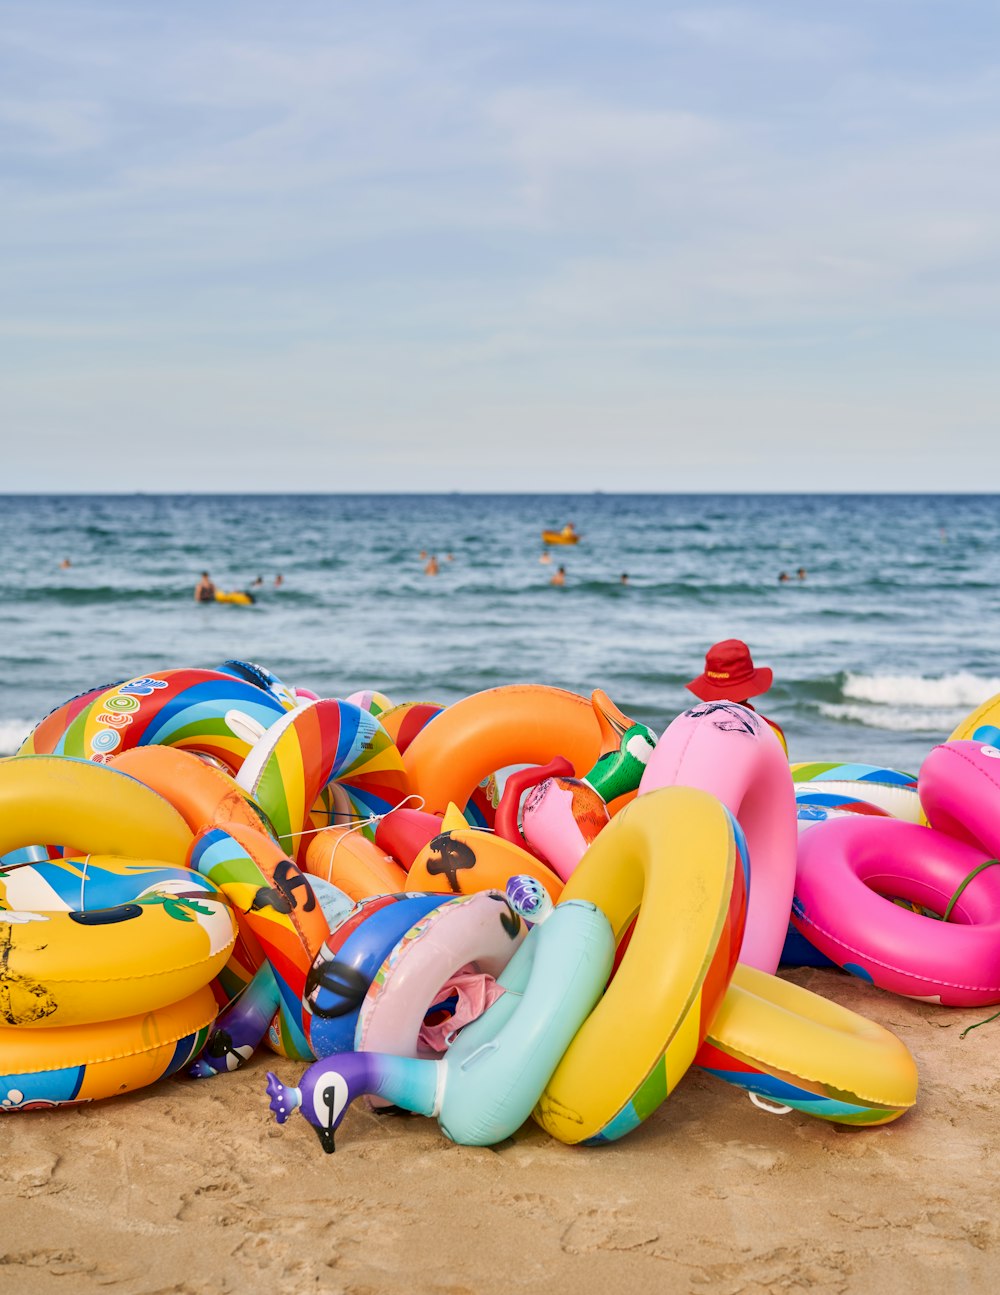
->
<box><xmin>237</xmin><ymin>699</ymin><xmax>409</xmax><ymax>858</ymax></box>
<box><xmin>402</xmin><ymin>686</ymin><xmax>640</xmax><ymax>819</ymax></box>
<box><xmin>357</xmin><ymin>890</ymin><xmax>525</xmax><ymax>1063</ymax></box>
<box><xmin>639</xmin><ymin>701</ymin><xmax>795</xmax><ymax>974</ymax></box>
<box><xmin>406</xmin><ymin>804</ymin><xmax>563</xmax><ymax>902</ymax></box>
<box><xmin>20</xmin><ymin>669</ymin><xmax>290</xmax><ymax>773</ymax></box>
<box><xmin>1</xmin><ymin>986</ymin><xmax>218</xmax><ymax>1110</ymax></box>
<box><xmin>696</xmin><ymin>963</ymin><xmax>918</xmax><ymax>1125</ymax></box>
<box><xmin>534</xmin><ymin>786</ymin><xmax>748</xmax><ymax>1145</ymax></box>
<box><xmin>267</xmin><ymin>897</ymin><xmax>614</xmax><ymax>1151</ymax></box>
<box><xmin>793</xmin><ymin>814</ymin><xmax>1000</xmax><ymax>1005</ymax></box>
<box><xmin>791</xmin><ymin>762</ymin><xmax>919</xmax><ymax>822</ymax></box>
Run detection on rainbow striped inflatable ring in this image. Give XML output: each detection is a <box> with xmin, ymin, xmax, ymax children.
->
<box><xmin>236</xmin><ymin>699</ymin><xmax>410</xmax><ymax>857</ymax></box>
<box><xmin>188</xmin><ymin>823</ymin><xmax>331</xmax><ymax>1060</ymax></box>
<box><xmin>791</xmin><ymin>762</ymin><xmax>919</xmax><ymax>821</ymax></box>
<box><xmin>20</xmin><ymin>669</ymin><xmax>291</xmax><ymax>772</ymax></box>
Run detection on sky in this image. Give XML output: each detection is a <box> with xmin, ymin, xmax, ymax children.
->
<box><xmin>2</xmin><ymin>1</ymin><xmax>998</xmax><ymax>492</ymax></box>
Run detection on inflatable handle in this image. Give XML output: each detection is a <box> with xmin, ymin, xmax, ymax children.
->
<box><xmin>495</xmin><ymin>757</ymin><xmax>574</xmax><ymax>858</ymax></box>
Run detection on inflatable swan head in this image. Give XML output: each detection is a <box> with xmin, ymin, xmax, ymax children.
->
<box><xmin>267</xmin><ymin>1052</ymin><xmax>440</xmax><ymax>1154</ymax></box>
<box><xmin>268</xmin><ymin>1057</ymin><xmax>369</xmax><ymax>1153</ymax></box>
<box><xmin>585</xmin><ymin>689</ymin><xmax>657</xmax><ymax>802</ymax></box>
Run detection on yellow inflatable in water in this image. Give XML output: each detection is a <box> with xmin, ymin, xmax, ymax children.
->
<box><xmin>541</xmin><ymin>525</ymin><xmax>580</xmax><ymax>545</ymax></box>
<box><xmin>215</xmin><ymin>590</ymin><xmax>255</xmax><ymax>605</ymax></box>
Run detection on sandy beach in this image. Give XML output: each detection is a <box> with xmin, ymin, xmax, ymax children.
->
<box><xmin>4</xmin><ymin>967</ymin><xmax>998</xmax><ymax>1295</ymax></box>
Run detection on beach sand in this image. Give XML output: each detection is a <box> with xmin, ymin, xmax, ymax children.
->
<box><xmin>4</xmin><ymin>968</ymin><xmax>998</xmax><ymax>1295</ymax></box>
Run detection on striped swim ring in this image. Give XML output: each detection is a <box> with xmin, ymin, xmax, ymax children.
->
<box><xmin>237</xmin><ymin>699</ymin><xmax>410</xmax><ymax>859</ymax></box>
<box><xmin>21</xmin><ymin>669</ymin><xmax>291</xmax><ymax>773</ymax></box>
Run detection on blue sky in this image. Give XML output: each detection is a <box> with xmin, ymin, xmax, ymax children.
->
<box><xmin>2</xmin><ymin>1</ymin><xmax>998</xmax><ymax>491</ymax></box>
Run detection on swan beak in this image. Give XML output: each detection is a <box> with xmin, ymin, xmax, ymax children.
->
<box><xmin>317</xmin><ymin>1126</ymin><xmax>336</xmax><ymax>1154</ymax></box>
<box><xmin>591</xmin><ymin>689</ymin><xmax>636</xmax><ymax>754</ymax></box>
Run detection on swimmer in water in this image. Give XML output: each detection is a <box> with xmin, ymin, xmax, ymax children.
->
<box><xmin>194</xmin><ymin>572</ymin><xmax>217</xmax><ymax>603</ymax></box>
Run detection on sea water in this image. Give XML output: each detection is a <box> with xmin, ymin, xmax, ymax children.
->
<box><xmin>1</xmin><ymin>493</ymin><xmax>996</xmax><ymax>773</ymax></box>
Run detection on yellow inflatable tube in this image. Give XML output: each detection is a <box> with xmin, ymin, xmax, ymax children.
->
<box><xmin>0</xmin><ymin>755</ymin><xmax>234</xmax><ymax>1030</ymax></box>
<box><xmin>697</xmin><ymin>964</ymin><xmax>918</xmax><ymax>1125</ymax></box>
<box><xmin>0</xmin><ymin>755</ymin><xmax>194</xmax><ymax>862</ymax></box>
<box><xmin>1</xmin><ymin>986</ymin><xmax>219</xmax><ymax>1109</ymax></box>
<box><xmin>534</xmin><ymin>787</ymin><xmax>746</xmax><ymax>1145</ymax></box>
<box><xmin>0</xmin><ymin>887</ymin><xmax>237</xmax><ymax>1029</ymax></box>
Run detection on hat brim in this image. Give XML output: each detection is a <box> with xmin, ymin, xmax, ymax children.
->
<box><xmin>686</xmin><ymin>666</ymin><xmax>773</xmax><ymax>703</ymax></box>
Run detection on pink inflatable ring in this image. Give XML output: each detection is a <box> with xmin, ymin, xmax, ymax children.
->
<box><xmin>639</xmin><ymin>701</ymin><xmax>796</xmax><ymax>973</ymax></box>
<box><xmin>793</xmin><ymin>815</ymin><xmax>1000</xmax><ymax>1005</ymax></box>
<box><xmin>919</xmin><ymin>740</ymin><xmax>1000</xmax><ymax>855</ymax></box>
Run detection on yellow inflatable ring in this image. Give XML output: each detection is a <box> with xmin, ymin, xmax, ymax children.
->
<box><xmin>533</xmin><ymin>786</ymin><xmax>747</xmax><ymax>1144</ymax></box>
<box><xmin>1</xmin><ymin>986</ymin><xmax>219</xmax><ymax>1109</ymax></box>
<box><xmin>0</xmin><ymin>883</ymin><xmax>237</xmax><ymax>1029</ymax></box>
<box><xmin>0</xmin><ymin>755</ymin><xmax>236</xmax><ymax>1029</ymax></box>
<box><xmin>697</xmin><ymin>964</ymin><xmax>918</xmax><ymax>1125</ymax></box>
<box><xmin>0</xmin><ymin>755</ymin><xmax>194</xmax><ymax>862</ymax></box>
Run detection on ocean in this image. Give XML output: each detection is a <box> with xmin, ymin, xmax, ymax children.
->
<box><xmin>1</xmin><ymin>493</ymin><xmax>996</xmax><ymax>774</ymax></box>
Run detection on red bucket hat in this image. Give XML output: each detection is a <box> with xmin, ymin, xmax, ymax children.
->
<box><xmin>686</xmin><ymin>639</ymin><xmax>773</xmax><ymax>703</ymax></box>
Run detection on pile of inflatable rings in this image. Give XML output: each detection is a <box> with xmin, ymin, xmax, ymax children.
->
<box><xmin>8</xmin><ymin>658</ymin><xmax>1000</xmax><ymax>1153</ymax></box>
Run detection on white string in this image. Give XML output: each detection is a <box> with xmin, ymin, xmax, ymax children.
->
<box><xmin>280</xmin><ymin>794</ymin><xmax>430</xmax><ymax>886</ymax></box>
<box><xmin>78</xmin><ymin>853</ymin><xmax>92</xmax><ymax>913</ymax></box>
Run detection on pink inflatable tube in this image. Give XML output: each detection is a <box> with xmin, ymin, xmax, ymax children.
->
<box><xmin>356</xmin><ymin>890</ymin><xmax>527</xmax><ymax>1103</ymax></box>
<box><xmin>919</xmin><ymin>740</ymin><xmax>1000</xmax><ymax>854</ymax></box>
<box><xmin>638</xmin><ymin>702</ymin><xmax>796</xmax><ymax>973</ymax></box>
<box><xmin>794</xmin><ymin>816</ymin><xmax>1000</xmax><ymax>1005</ymax></box>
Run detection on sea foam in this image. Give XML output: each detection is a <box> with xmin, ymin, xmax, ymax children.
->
<box><xmin>0</xmin><ymin>721</ymin><xmax>31</xmax><ymax>756</ymax></box>
<box><xmin>841</xmin><ymin>671</ymin><xmax>1000</xmax><ymax>709</ymax></box>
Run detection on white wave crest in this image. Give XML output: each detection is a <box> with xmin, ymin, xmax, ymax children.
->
<box><xmin>0</xmin><ymin>720</ymin><xmax>31</xmax><ymax>755</ymax></box>
<box><xmin>842</xmin><ymin>672</ymin><xmax>1000</xmax><ymax>709</ymax></box>
<box><xmin>820</xmin><ymin>703</ymin><xmax>966</xmax><ymax>733</ymax></box>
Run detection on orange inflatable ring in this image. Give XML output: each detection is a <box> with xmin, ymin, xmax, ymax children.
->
<box><xmin>402</xmin><ymin>686</ymin><xmax>637</xmax><ymax>817</ymax></box>
<box><xmin>303</xmin><ymin>826</ymin><xmax>409</xmax><ymax>902</ymax></box>
<box><xmin>405</xmin><ymin>806</ymin><xmax>563</xmax><ymax>901</ymax></box>
<box><xmin>109</xmin><ymin>746</ymin><xmax>271</xmax><ymax>837</ymax></box>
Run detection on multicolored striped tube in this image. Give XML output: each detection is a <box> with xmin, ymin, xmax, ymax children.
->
<box><xmin>791</xmin><ymin>761</ymin><xmax>919</xmax><ymax>821</ymax></box>
<box><xmin>188</xmin><ymin>824</ymin><xmax>330</xmax><ymax>1060</ymax></box>
<box><xmin>236</xmin><ymin>699</ymin><xmax>410</xmax><ymax>857</ymax></box>
<box><xmin>20</xmin><ymin>669</ymin><xmax>291</xmax><ymax>772</ymax></box>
